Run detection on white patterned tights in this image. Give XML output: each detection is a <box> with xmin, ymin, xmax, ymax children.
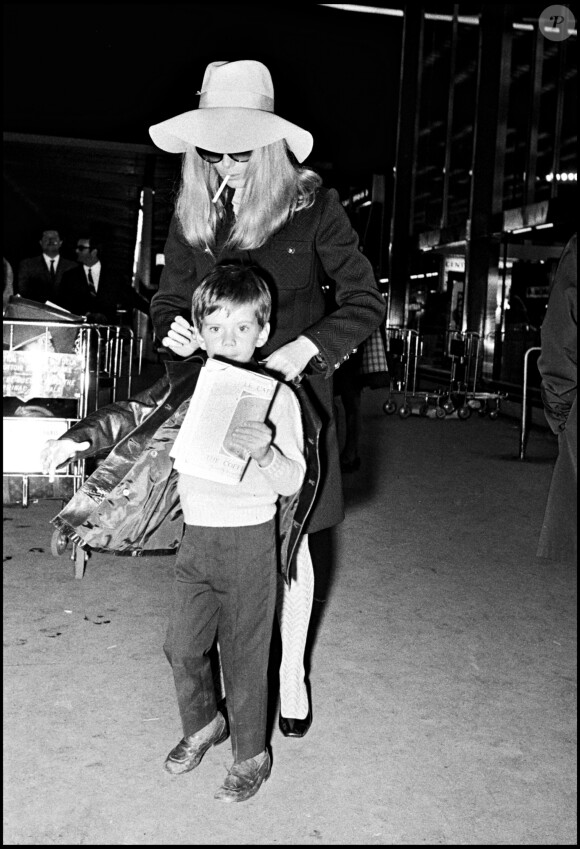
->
<box><xmin>276</xmin><ymin>535</ymin><xmax>314</xmax><ymax>719</ymax></box>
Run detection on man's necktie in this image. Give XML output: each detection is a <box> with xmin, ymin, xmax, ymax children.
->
<box><xmin>87</xmin><ymin>269</ymin><xmax>96</xmax><ymax>295</ymax></box>
<box><xmin>49</xmin><ymin>260</ymin><xmax>56</xmax><ymax>283</ymax></box>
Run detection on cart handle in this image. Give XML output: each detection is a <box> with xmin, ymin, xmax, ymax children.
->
<box><xmin>519</xmin><ymin>347</ymin><xmax>541</xmax><ymax>460</ymax></box>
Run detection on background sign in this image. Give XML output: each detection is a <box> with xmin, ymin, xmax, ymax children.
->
<box><xmin>3</xmin><ymin>417</ymin><xmax>75</xmax><ymax>473</ymax></box>
<box><xmin>3</xmin><ymin>351</ymin><xmax>83</xmax><ymax>401</ymax></box>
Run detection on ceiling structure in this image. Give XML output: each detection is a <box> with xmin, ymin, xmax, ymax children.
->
<box><xmin>3</xmin><ymin>2</ymin><xmax>404</xmax><ymax>275</ymax></box>
<box><xmin>3</xmin><ymin>3</ymin><xmax>405</xmax><ymax>175</ymax></box>
<box><xmin>3</xmin><ymin>3</ymin><xmax>577</xmax><ymax>287</ymax></box>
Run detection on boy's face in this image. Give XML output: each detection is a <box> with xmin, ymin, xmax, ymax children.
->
<box><xmin>194</xmin><ymin>302</ymin><xmax>270</xmax><ymax>363</ymax></box>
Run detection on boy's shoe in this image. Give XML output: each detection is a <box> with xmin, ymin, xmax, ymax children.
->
<box><xmin>214</xmin><ymin>750</ymin><xmax>271</xmax><ymax>802</ymax></box>
<box><xmin>164</xmin><ymin>712</ymin><xmax>228</xmax><ymax>775</ymax></box>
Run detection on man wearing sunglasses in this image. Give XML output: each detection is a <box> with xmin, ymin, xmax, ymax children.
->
<box><xmin>56</xmin><ymin>233</ymin><xmax>150</xmax><ymax>324</ymax></box>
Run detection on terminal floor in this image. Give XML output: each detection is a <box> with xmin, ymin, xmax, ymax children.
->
<box><xmin>3</xmin><ymin>371</ymin><xmax>576</xmax><ymax>845</ymax></box>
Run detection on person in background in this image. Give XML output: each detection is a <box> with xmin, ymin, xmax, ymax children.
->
<box><xmin>536</xmin><ymin>233</ymin><xmax>577</xmax><ymax>562</ymax></box>
<box><xmin>40</xmin><ymin>264</ymin><xmax>317</xmax><ymax>802</ymax></box>
<box><xmin>16</xmin><ymin>228</ymin><xmax>77</xmax><ymax>304</ymax></box>
<box><xmin>56</xmin><ymin>233</ymin><xmax>150</xmax><ymax>323</ymax></box>
<box><xmin>148</xmin><ymin>59</ymin><xmax>386</xmax><ymax>738</ymax></box>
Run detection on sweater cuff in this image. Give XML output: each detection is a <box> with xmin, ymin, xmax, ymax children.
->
<box><xmin>258</xmin><ymin>447</ymin><xmax>288</xmax><ymax>479</ymax></box>
<box><xmin>255</xmin><ymin>447</ymin><xmax>304</xmax><ymax>495</ymax></box>
<box><xmin>257</xmin><ymin>447</ymin><xmax>275</xmax><ymax>469</ymax></box>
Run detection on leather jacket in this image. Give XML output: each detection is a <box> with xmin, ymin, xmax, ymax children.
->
<box><xmin>51</xmin><ymin>355</ymin><xmax>321</xmax><ymax>583</ymax></box>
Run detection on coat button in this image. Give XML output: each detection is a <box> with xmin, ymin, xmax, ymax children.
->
<box><xmin>150</xmin><ymin>450</ymin><xmax>158</xmax><ymax>457</ymax></box>
<box><xmin>122</xmin><ymin>488</ymin><xmax>130</xmax><ymax>497</ymax></box>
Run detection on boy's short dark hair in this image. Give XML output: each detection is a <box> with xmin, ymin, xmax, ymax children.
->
<box><xmin>191</xmin><ymin>263</ymin><xmax>272</xmax><ymax>330</ymax></box>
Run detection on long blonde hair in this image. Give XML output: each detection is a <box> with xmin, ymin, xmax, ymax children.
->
<box><xmin>175</xmin><ymin>141</ymin><xmax>322</xmax><ymax>252</ymax></box>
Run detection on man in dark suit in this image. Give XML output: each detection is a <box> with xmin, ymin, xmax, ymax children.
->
<box><xmin>16</xmin><ymin>229</ymin><xmax>78</xmax><ymax>303</ymax></box>
<box><xmin>56</xmin><ymin>233</ymin><xmax>150</xmax><ymax>324</ymax></box>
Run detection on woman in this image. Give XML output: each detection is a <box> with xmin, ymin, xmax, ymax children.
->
<box><xmin>149</xmin><ymin>60</ymin><xmax>386</xmax><ymax>737</ymax></box>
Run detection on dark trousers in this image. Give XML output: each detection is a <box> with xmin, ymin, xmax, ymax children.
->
<box><xmin>163</xmin><ymin>520</ymin><xmax>277</xmax><ymax>763</ymax></box>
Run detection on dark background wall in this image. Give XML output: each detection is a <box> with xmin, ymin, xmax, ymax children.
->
<box><xmin>3</xmin><ymin>2</ymin><xmax>405</xmax><ymax>277</ymax></box>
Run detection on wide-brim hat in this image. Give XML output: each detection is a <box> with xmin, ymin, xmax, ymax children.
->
<box><xmin>149</xmin><ymin>60</ymin><xmax>313</xmax><ymax>163</ymax></box>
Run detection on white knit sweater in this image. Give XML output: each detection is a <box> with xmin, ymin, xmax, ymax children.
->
<box><xmin>177</xmin><ymin>382</ymin><xmax>305</xmax><ymax>527</ymax></box>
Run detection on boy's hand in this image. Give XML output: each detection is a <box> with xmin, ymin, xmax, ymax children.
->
<box><xmin>161</xmin><ymin>316</ymin><xmax>198</xmax><ymax>358</ymax></box>
<box><xmin>230</xmin><ymin>422</ymin><xmax>273</xmax><ymax>465</ymax></box>
<box><xmin>40</xmin><ymin>439</ymin><xmax>90</xmax><ymax>482</ymax></box>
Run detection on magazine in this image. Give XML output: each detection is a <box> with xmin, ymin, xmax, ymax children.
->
<box><xmin>170</xmin><ymin>358</ymin><xmax>279</xmax><ymax>485</ymax></box>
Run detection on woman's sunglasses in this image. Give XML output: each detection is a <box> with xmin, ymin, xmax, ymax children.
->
<box><xmin>195</xmin><ymin>147</ymin><xmax>253</xmax><ymax>163</ymax></box>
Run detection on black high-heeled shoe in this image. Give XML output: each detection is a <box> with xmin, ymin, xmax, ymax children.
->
<box><xmin>279</xmin><ymin>709</ymin><xmax>312</xmax><ymax>738</ymax></box>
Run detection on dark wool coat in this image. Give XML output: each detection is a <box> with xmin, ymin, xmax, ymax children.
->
<box><xmin>55</xmin><ymin>265</ymin><xmax>149</xmax><ymax>323</ymax></box>
<box><xmin>16</xmin><ymin>255</ymin><xmax>78</xmax><ymax>303</ymax></box>
<box><xmin>51</xmin><ymin>356</ymin><xmax>322</xmax><ymax>583</ymax></box>
<box><xmin>150</xmin><ymin>186</ymin><xmax>387</xmax><ymax>532</ymax></box>
<box><xmin>537</xmin><ymin>233</ymin><xmax>577</xmax><ymax>561</ymax></box>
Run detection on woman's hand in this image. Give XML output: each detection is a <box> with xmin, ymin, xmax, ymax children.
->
<box><xmin>262</xmin><ymin>336</ymin><xmax>319</xmax><ymax>381</ymax></box>
<box><xmin>161</xmin><ymin>316</ymin><xmax>199</xmax><ymax>358</ymax></box>
<box><xmin>40</xmin><ymin>438</ymin><xmax>90</xmax><ymax>482</ymax></box>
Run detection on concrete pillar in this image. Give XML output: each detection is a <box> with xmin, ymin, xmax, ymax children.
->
<box><xmin>387</xmin><ymin>4</ymin><xmax>424</xmax><ymax>327</ymax></box>
<box><xmin>464</xmin><ymin>4</ymin><xmax>514</xmax><ymax>379</ymax></box>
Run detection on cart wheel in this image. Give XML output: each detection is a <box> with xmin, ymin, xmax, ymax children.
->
<box><xmin>457</xmin><ymin>405</ymin><xmax>472</xmax><ymax>420</ymax></box>
<box><xmin>418</xmin><ymin>404</ymin><xmax>429</xmax><ymax>417</ymax></box>
<box><xmin>442</xmin><ymin>400</ymin><xmax>455</xmax><ymax>414</ymax></box>
<box><xmin>50</xmin><ymin>529</ymin><xmax>69</xmax><ymax>557</ymax></box>
<box><xmin>73</xmin><ymin>545</ymin><xmax>87</xmax><ymax>580</ymax></box>
<box><xmin>489</xmin><ymin>409</ymin><xmax>499</xmax><ymax>420</ymax></box>
<box><xmin>477</xmin><ymin>406</ymin><xmax>487</xmax><ymax>417</ymax></box>
<box><xmin>398</xmin><ymin>404</ymin><xmax>411</xmax><ymax>419</ymax></box>
<box><xmin>435</xmin><ymin>406</ymin><xmax>446</xmax><ymax>419</ymax></box>
<box><xmin>383</xmin><ymin>400</ymin><xmax>397</xmax><ymax>415</ymax></box>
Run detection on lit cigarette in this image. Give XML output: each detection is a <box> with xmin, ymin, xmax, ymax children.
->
<box><xmin>211</xmin><ymin>174</ymin><xmax>230</xmax><ymax>203</ymax></box>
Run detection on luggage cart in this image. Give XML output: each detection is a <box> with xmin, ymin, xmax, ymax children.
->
<box><xmin>438</xmin><ymin>331</ymin><xmax>472</xmax><ymax>419</ymax></box>
<box><xmin>88</xmin><ymin>323</ymin><xmax>137</xmax><ymax>410</ymax></box>
<box><xmin>465</xmin><ymin>332</ymin><xmax>507</xmax><ymax>418</ymax></box>
<box><xmin>3</xmin><ymin>318</ymin><xmax>91</xmax><ymax>577</ymax></box>
<box><xmin>3</xmin><ymin>309</ymin><xmax>138</xmax><ymax>578</ymax></box>
<box><xmin>439</xmin><ymin>331</ymin><xmax>507</xmax><ymax>420</ymax></box>
<box><xmin>382</xmin><ymin>328</ymin><xmax>444</xmax><ymax>419</ymax></box>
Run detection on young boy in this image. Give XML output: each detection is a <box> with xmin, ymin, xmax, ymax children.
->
<box><xmin>41</xmin><ymin>264</ymin><xmax>317</xmax><ymax>803</ymax></box>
